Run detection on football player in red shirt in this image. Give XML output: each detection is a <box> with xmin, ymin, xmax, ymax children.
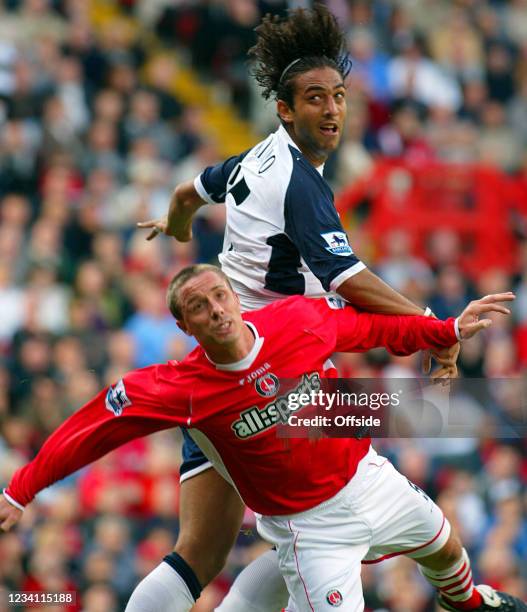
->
<box><xmin>1</xmin><ymin>265</ymin><xmax>522</xmax><ymax>611</ymax></box>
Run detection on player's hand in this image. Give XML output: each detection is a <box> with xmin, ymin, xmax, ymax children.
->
<box><xmin>422</xmin><ymin>349</ymin><xmax>433</xmax><ymax>375</ymax></box>
<box><xmin>429</xmin><ymin>343</ymin><xmax>460</xmax><ymax>384</ymax></box>
<box><xmin>422</xmin><ymin>344</ymin><xmax>459</xmax><ymax>386</ymax></box>
<box><xmin>136</xmin><ymin>216</ymin><xmax>170</xmax><ymax>241</ymax></box>
<box><xmin>137</xmin><ymin>216</ymin><xmax>193</xmax><ymax>242</ymax></box>
<box><xmin>0</xmin><ymin>494</ymin><xmax>23</xmax><ymax>531</ymax></box>
<box><xmin>422</xmin><ymin>348</ymin><xmax>459</xmax><ymax>377</ymax></box>
<box><xmin>422</xmin><ymin>320</ymin><xmax>460</xmax><ymax>379</ymax></box>
<box><xmin>457</xmin><ymin>292</ymin><xmax>515</xmax><ymax>340</ymax></box>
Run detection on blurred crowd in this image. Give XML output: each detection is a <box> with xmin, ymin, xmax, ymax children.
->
<box><xmin>0</xmin><ymin>0</ymin><xmax>526</xmax><ymax>610</ymax></box>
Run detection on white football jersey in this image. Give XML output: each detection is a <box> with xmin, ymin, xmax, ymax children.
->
<box><xmin>194</xmin><ymin>125</ymin><xmax>365</xmax><ymax>308</ymax></box>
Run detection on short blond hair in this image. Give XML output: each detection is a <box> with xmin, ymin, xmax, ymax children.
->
<box><xmin>166</xmin><ymin>264</ymin><xmax>233</xmax><ymax>320</ymax></box>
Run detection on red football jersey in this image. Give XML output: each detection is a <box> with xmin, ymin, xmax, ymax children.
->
<box><xmin>6</xmin><ymin>297</ymin><xmax>457</xmax><ymax>515</ymax></box>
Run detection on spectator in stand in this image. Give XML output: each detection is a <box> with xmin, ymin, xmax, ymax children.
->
<box><xmin>477</xmin><ymin>100</ymin><xmax>523</xmax><ymax>172</ymax></box>
<box><xmin>347</xmin><ymin>26</ymin><xmax>390</xmax><ymax>103</ymax></box>
<box><xmin>429</xmin><ymin>266</ymin><xmax>473</xmax><ymax>321</ymax></box>
<box><xmin>375</xmin><ymin>229</ymin><xmax>434</xmax><ymax>301</ymax></box>
<box><xmin>81</xmin><ymin>583</ymin><xmax>119</xmax><ymax>612</ymax></box>
<box><xmin>334</xmin><ymin>98</ymin><xmax>375</xmax><ymax>190</ymax></box>
<box><xmin>387</xmin><ymin>32</ymin><xmax>462</xmax><ymax>111</ymax></box>
<box><xmin>123</xmin><ymin>90</ymin><xmax>178</xmax><ymax>162</ymax></box>
<box><xmin>54</xmin><ymin>55</ymin><xmax>90</xmax><ymax>135</ymax></box>
<box><xmin>145</xmin><ymin>54</ymin><xmax>183</xmax><ymax>123</ymax></box>
<box><xmin>486</xmin><ymin>43</ymin><xmax>517</xmax><ymax>105</ymax></box>
<box><xmin>0</xmin><ymin>119</ymin><xmax>40</xmax><ymax>195</ymax></box>
<box><xmin>377</xmin><ymin>100</ymin><xmax>435</xmax><ymax>162</ymax></box>
<box><xmin>508</xmin><ymin>80</ymin><xmax>527</xmax><ymax>147</ymax></box>
<box><xmin>124</xmin><ymin>275</ymin><xmax>196</xmax><ymax>368</ymax></box>
<box><xmin>459</xmin><ymin>78</ymin><xmax>489</xmax><ymax>125</ymax></box>
<box><xmin>82</xmin><ymin>120</ymin><xmax>125</xmax><ymax>179</ymax></box>
<box><xmin>429</xmin><ymin>6</ymin><xmax>484</xmax><ymax>82</ymax></box>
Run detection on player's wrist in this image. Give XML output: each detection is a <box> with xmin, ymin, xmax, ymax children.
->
<box><xmin>454</xmin><ymin>317</ymin><xmax>464</xmax><ymax>341</ymax></box>
<box><xmin>2</xmin><ymin>488</ymin><xmax>25</xmax><ymax>512</ymax></box>
<box><xmin>423</xmin><ymin>306</ymin><xmax>436</xmax><ymax>318</ymax></box>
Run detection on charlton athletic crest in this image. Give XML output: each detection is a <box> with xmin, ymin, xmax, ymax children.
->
<box><xmin>326</xmin><ymin>589</ymin><xmax>343</xmax><ymax>607</ymax></box>
<box><xmin>255</xmin><ymin>373</ymin><xmax>279</xmax><ymax>397</ymax></box>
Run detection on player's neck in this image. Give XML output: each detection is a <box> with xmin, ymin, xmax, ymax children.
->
<box><xmin>285</xmin><ymin>125</ymin><xmax>327</xmax><ymax>167</ymax></box>
<box><xmin>205</xmin><ymin>323</ymin><xmax>256</xmax><ymax>365</ymax></box>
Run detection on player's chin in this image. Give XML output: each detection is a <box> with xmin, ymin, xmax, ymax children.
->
<box><xmin>317</xmin><ymin>131</ymin><xmax>341</xmax><ymax>151</ymax></box>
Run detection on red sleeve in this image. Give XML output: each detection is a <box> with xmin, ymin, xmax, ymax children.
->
<box><xmin>331</xmin><ymin>305</ymin><xmax>458</xmax><ymax>355</ymax></box>
<box><xmin>5</xmin><ymin>366</ymin><xmax>187</xmax><ymax>507</ymax></box>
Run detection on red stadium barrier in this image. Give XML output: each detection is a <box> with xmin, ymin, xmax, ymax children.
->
<box><xmin>336</xmin><ymin>159</ymin><xmax>526</xmax><ymax>279</ymax></box>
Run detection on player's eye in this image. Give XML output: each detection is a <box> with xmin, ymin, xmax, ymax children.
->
<box><xmin>189</xmin><ymin>301</ymin><xmax>204</xmax><ymax>313</ymax></box>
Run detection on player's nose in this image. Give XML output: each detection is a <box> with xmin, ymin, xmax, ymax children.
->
<box><xmin>324</xmin><ymin>96</ymin><xmax>338</xmax><ymax>116</ymax></box>
<box><xmin>209</xmin><ymin>299</ymin><xmax>224</xmax><ymax>318</ymax></box>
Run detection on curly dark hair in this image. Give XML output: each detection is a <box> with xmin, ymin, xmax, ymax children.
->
<box><xmin>248</xmin><ymin>3</ymin><xmax>352</xmax><ymax>107</ymax></box>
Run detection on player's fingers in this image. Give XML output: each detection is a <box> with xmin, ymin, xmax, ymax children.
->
<box><xmin>478</xmin><ymin>292</ymin><xmax>515</xmax><ymax>304</ymax></box>
<box><xmin>431</xmin><ymin>368</ymin><xmax>451</xmax><ymax>386</ymax></box>
<box><xmin>430</xmin><ymin>352</ymin><xmax>457</xmax><ymax>367</ymax></box>
<box><xmin>431</xmin><ymin>366</ymin><xmax>448</xmax><ymax>379</ymax></box>
<box><xmin>430</xmin><ymin>361</ymin><xmax>453</xmax><ymax>376</ymax></box>
<box><xmin>431</xmin><ymin>363</ymin><xmax>457</xmax><ymax>377</ymax></box>
<box><xmin>422</xmin><ymin>350</ymin><xmax>432</xmax><ymax>374</ymax></box>
<box><xmin>471</xmin><ymin>303</ymin><xmax>511</xmax><ymax>316</ymax></box>
<box><xmin>432</xmin><ymin>358</ymin><xmax>453</xmax><ymax>369</ymax></box>
<box><xmin>1</xmin><ymin>515</ymin><xmax>16</xmax><ymax>531</ymax></box>
<box><xmin>137</xmin><ymin>219</ymin><xmax>163</xmax><ymax>229</ymax></box>
<box><xmin>431</xmin><ymin>366</ymin><xmax>457</xmax><ymax>385</ymax></box>
<box><xmin>461</xmin><ymin>319</ymin><xmax>492</xmax><ymax>339</ymax></box>
<box><xmin>146</xmin><ymin>228</ymin><xmax>162</xmax><ymax>241</ymax></box>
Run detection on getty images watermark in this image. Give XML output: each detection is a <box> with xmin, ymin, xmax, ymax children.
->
<box><xmin>286</xmin><ymin>385</ymin><xmax>400</xmax><ymax>428</ymax></box>
<box><xmin>264</xmin><ymin>374</ymin><xmax>527</xmax><ymax>439</ymax></box>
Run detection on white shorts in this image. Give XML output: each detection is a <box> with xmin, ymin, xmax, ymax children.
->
<box><xmin>257</xmin><ymin>446</ymin><xmax>450</xmax><ymax>612</ymax></box>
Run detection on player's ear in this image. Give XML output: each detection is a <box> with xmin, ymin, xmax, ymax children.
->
<box><xmin>176</xmin><ymin>319</ymin><xmax>191</xmax><ymax>336</ymax></box>
<box><xmin>277</xmin><ymin>99</ymin><xmax>294</xmax><ymax>125</ymax></box>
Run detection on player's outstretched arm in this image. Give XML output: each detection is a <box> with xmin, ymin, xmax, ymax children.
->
<box><xmin>0</xmin><ymin>494</ymin><xmax>23</xmax><ymax>532</ymax></box>
<box><xmin>334</xmin><ymin>292</ymin><xmax>514</xmax><ymax>356</ymax></box>
<box><xmin>337</xmin><ymin>269</ymin><xmax>461</xmax><ymax>377</ymax></box>
<box><xmin>137</xmin><ymin>180</ymin><xmax>205</xmax><ymax>241</ymax></box>
<box><xmin>337</xmin><ymin>268</ymin><xmax>425</xmax><ymax>316</ymax></box>
<box><xmin>3</xmin><ymin>368</ymin><xmax>184</xmax><ymax>516</ymax></box>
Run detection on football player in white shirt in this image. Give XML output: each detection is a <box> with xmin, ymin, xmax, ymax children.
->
<box><xmin>128</xmin><ymin>5</ymin><xmax>512</xmax><ymax>612</ymax></box>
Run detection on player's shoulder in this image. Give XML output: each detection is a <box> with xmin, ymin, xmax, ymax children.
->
<box><xmin>172</xmin><ymin>345</ymin><xmax>210</xmax><ymax>374</ymax></box>
<box><xmin>286</xmin><ymin>151</ymin><xmax>332</xmax><ymax>203</ymax></box>
<box><xmin>242</xmin><ymin>126</ymin><xmax>297</xmax><ymax>184</ymax></box>
<box><xmin>128</xmin><ymin>349</ymin><xmax>209</xmax><ymax>383</ymax></box>
<box><xmin>245</xmin><ymin>295</ymin><xmax>339</xmax><ymax>325</ymax></box>
<box><xmin>122</xmin><ymin>361</ymin><xmax>181</xmax><ymax>389</ymax></box>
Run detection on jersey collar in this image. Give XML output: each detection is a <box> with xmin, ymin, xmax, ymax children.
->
<box><xmin>207</xmin><ymin>322</ymin><xmax>264</xmax><ymax>371</ymax></box>
<box><xmin>277</xmin><ymin>124</ymin><xmax>325</xmax><ymax>176</ymax></box>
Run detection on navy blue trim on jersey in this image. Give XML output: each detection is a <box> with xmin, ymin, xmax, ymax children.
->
<box><xmin>163</xmin><ymin>552</ymin><xmax>202</xmax><ymax>601</ymax></box>
<box><xmin>284</xmin><ymin>146</ymin><xmax>361</xmax><ymax>291</ymax></box>
<box><xmin>200</xmin><ymin>149</ymin><xmax>250</xmax><ymax>203</ymax></box>
<box><xmin>180</xmin><ymin>429</ymin><xmax>209</xmax><ymax>476</ymax></box>
<box><xmin>264</xmin><ymin>233</ymin><xmax>305</xmax><ymax>294</ymax></box>
<box><xmin>229</xmin><ymin>176</ymin><xmax>250</xmax><ymax>206</ymax></box>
